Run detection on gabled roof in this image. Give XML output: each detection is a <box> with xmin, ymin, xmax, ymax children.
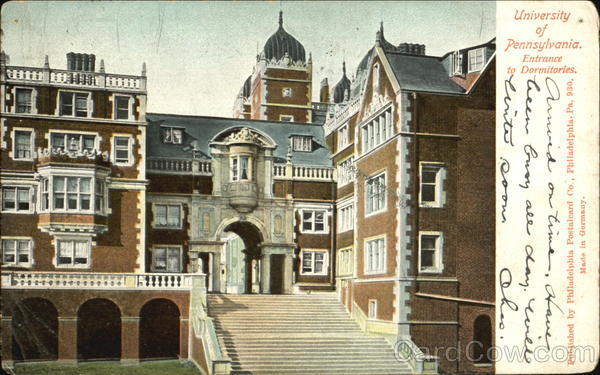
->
<box><xmin>383</xmin><ymin>52</ymin><xmax>465</xmax><ymax>94</ymax></box>
<box><xmin>146</xmin><ymin>113</ymin><xmax>331</xmax><ymax>166</ymax></box>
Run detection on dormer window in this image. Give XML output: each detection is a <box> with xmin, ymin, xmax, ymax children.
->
<box><xmin>162</xmin><ymin>127</ymin><xmax>183</xmax><ymax>144</ymax></box>
<box><xmin>231</xmin><ymin>155</ymin><xmax>251</xmax><ymax>181</ymax></box>
<box><xmin>59</xmin><ymin>92</ymin><xmax>89</xmax><ymax>117</ymax></box>
<box><xmin>452</xmin><ymin>51</ymin><xmax>463</xmax><ymax>76</ymax></box>
<box><xmin>468</xmin><ymin>48</ymin><xmax>485</xmax><ymax>73</ymax></box>
<box><xmin>292</xmin><ymin>135</ymin><xmax>312</xmax><ymax>152</ymax></box>
<box><xmin>280</xmin><ymin>115</ymin><xmax>294</xmax><ymax>122</ymax></box>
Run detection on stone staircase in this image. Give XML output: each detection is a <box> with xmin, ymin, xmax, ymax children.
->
<box><xmin>207</xmin><ymin>293</ymin><xmax>413</xmax><ymax>375</ymax></box>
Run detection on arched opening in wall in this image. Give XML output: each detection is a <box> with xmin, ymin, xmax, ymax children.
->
<box><xmin>77</xmin><ymin>298</ymin><xmax>121</xmax><ymax>361</ymax></box>
<box><xmin>473</xmin><ymin>314</ymin><xmax>492</xmax><ymax>364</ymax></box>
<box><xmin>139</xmin><ymin>298</ymin><xmax>180</xmax><ymax>360</ymax></box>
<box><xmin>12</xmin><ymin>298</ymin><xmax>58</xmax><ymax>361</ymax></box>
<box><xmin>222</xmin><ymin>220</ymin><xmax>271</xmax><ymax>294</ymax></box>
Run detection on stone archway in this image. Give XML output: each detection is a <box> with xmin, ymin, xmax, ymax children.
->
<box><xmin>12</xmin><ymin>298</ymin><xmax>58</xmax><ymax>361</ymax></box>
<box><xmin>139</xmin><ymin>298</ymin><xmax>180</xmax><ymax>360</ymax></box>
<box><xmin>222</xmin><ymin>220</ymin><xmax>264</xmax><ymax>294</ymax></box>
<box><xmin>77</xmin><ymin>298</ymin><xmax>121</xmax><ymax>361</ymax></box>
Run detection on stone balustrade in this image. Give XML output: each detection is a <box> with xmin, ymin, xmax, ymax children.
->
<box><xmin>1</xmin><ymin>271</ymin><xmax>193</xmax><ymax>290</ymax></box>
<box><xmin>273</xmin><ymin>164</ymin><xmax>335</xmax><ymax>181</ymax></box>
<box><xmin>323</xmin><ymin>95</ymin><xmax>361</xmax><ymax>136</ymax></box>
<box><xmin>3</xmin><ymin>66</ymin><xmax>146</xmax><ymax>92</ymax></box>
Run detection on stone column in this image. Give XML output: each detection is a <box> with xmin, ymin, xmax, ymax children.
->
<box><xmin>120</xmin><ymin>316</ymin><xmax>140</xmax><ymax>365</ymax></box>
<box><xmin>207</xmin><ymin>252</ymin><xmax>214</xmax><ymax>291</ymax></box>
<box><xmin>282</xmin><ymin>253</ymin><xmax>295</xmax><ymax>294</ymax></box>
<box><xmin>1</xmin><ymin>316</ymin><xmax>13</xmax><ymax>368</ymax></box>
<box><xmin>211</xmin><ymin>252</ymin><xmax>221</xmax><ymax>293</ymax></box>
<box><xmin>260</xmin><ymin>253</ymin><xmax>271</xmax><ymax>294</ymax></box>
<box><xmin>58</xmin><ymin>316</ymin><xmax>78</xmax><ymax>364</ymax></box>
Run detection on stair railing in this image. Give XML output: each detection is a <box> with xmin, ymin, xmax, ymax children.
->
<box><xmin>190</xmin><ymin>274</ymin><xmax>231</xmax><ymax>375</ymax></box>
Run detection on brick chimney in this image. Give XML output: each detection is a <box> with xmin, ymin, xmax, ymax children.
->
<box><xmin>66</xmin><ymin>52</ymin><xmax>96</xmax><ymax>72</ymax></box>
<box><xmin>397</xmin><ymin>43</ymin><xmax>426</xmax><ymax>56</ymax></box>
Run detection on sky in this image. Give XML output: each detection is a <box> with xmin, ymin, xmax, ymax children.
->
<box><xmin>1</xmin><ymin>1</ymin><xmax>495</xmax><ymax>117</ymax></box>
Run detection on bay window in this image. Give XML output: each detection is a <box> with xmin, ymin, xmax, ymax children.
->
<box><xmin>39</xmin><ymin>175</ymin><xmax>106</xmax><ymax>214</ymax></box>
<box><xmin>231</xmin><ymin>155</ymin><xmax>251</xmax><ymax>181</ymax></box>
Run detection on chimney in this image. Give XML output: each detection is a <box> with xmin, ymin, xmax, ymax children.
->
<box><xmin>0</xmin><ymin>51</ymin><xmax>9</xmax><ymax>66</ymax></box>
<box><xmin>397</xmin><ymin>43</ymin><xmax>426</xmax><ymax>56</ymax></box>
<box><xmin>66</xmin><ymin>52</ymin><xmax>96</xmax><ymax>71</ymax></box>
<box><xmin>320</xmin><ymin>78</ymin><xmax>329</xmax><ymax>103</ymax></box>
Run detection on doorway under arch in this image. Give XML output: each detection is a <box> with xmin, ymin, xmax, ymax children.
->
<box><xmin>12</xmin><ymin>298</ymin><xmax>58</xmax><ymax>361</ymax></box>
<box><xmin>473</xmin><ymin>314</ymin><xmax>492</xmax><ymax>364</ymax></box>
<box><xmin>77</xmin><ymin>298</ymin><xmax>121</xmax><ymax>361</ymax></box>
<box><xmin>139</xmin><ymin>298</ymin><xmax>180</xmax><ymax>360</ymax></box>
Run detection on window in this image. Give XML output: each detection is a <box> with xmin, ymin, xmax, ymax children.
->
<box><xmin>16</xmin><ymin>88</ymin><xmax>33</xmax><ymax>113</ymax></box>
<box><xmin>368</xmin><ymin>300</ymin><xmax>377</xmax><ymax>319</ymax></box>
<box><xmin>301</xmin><ymin>209</ymin><xmax>326</xmax><ymax>233</ymax></box>
<box><xmin>2</xmin><ymin>238</ymin><xmax>32</xmax><ymax>267</ymax></box>
<box><xmin>113</xmin><ymin>136</ymin><xmax>133</xmax><ymax>165</ymax></box>
<box><xmin>362</xmin><ymin>108</ymin><xmax>393</xmax><ymax>153</ymax></box>
<box><xmin>292</xmin><ymin>135</ymin><xmax>312</xmax><ymax>152</ymax></box>
<box><xmin>337</xmin><ymin>157</ymin><xmax>355</xmax><ymax>186</ymax></box>
<box><xmin>282</xmin><ymin>87</ymin><xmax>293</xmax><ymax>97</ymax></box>
<box><xmin>39</xmin><ymin>176</ymin><xmax>105</xmax><ymax>213</ymax></box>
<box><xmin>231</xmin><ymin>155</ymin><xmax>251</xmax><ymax>181</ymax></box>
<box><xmin>419</xmin><ymin>232</ymin><xmax>443</xmax><ymax>273</ymax></box>
<box><xmin>365</xmin><ymin>237</ymin><xmax>385</xmax><ymax>274</ymax></box>
<box><xmin>452</xmin><ymin>51</ymin><xmax>463</xmax><ymax>76</ymax></box>
<box><xmin>59</xmin><ymin>92</ymin><xmax>89</xmax><ymax>117</ymax></box>
<box><xmin>280</xmin><ymin>115</ymin><xmax>294</xmax><ymax>122</ymax></box>
<box><xmin>56</xmin><ymin>238</ymin><xmax>90</xmax><ymax>267</ymax></box>
<box><xmin>2</xmin><ymin>186</ymin><xmax>31</xmax><ymax>212</ymax></box>
<box><xmin>153</xmin><ymin>246</ymin><xmax>182</xmax><ymax>272</ymax></box>
<box><xmin>50</xmin><ymin>132</ymin><xmax>96</xmax><ymax>153</ymax></box>
<box><xmin>338</xmin><ymin>204</ymin><xmax>354</xmax><ymax>232</ymax></box>
<box><xmin>420</xmin><ymin>164</ymin><xmax>445</xmax><ymax>207</ymax></box>
<box><xmin>13</xmin><ymin>130</ymin><xmax>33</xmax><ymax>160</ymax></box>
<box><xmin>338</xmin><ymin>125</ymin><xmax>349</xmax><ymax>150</ymax></box>
<box><xmin>162</xmin><ymin>127</ymin><xmax>183</xmax><ymax>144</ymax></box>
<box><xmin>366</xmin><ymin>172</ymin><xmax>386</xmax><ymax>215</ymax></box>
<box><xmin>154</xmin><ymin>204</ymin><xmax>182</xmax><ymax>228</ymax></box>
<box><xmin>114</xmin><ymin>96</ymin><xmax>130</xmax><ymax>120</ymax></box>
<box><xmin>337</xmin><ymin>247</ymin><xmax>353</xmax><ymax>276</ymax></box>
<box><xmin>301</xmin><ymin>250</ymin><xmax>327</xmax><ymax>275</ymax></box>
<box><xmin>468</xmin><ymin>48</ymin><xmax>485</xmax><ymax>72</ymax></box>
<box><xmin>373</xmin><ymin>63</ymin><xmax>380</xmax><ymax>94</ymax></box>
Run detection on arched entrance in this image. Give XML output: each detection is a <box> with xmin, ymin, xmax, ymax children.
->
<box><xmin>12</xmin><ymin>298</ymin><xmax>58</xmax><ymax>361</ymax></box>
<box><xmin>139</xmin><ymin>298</ymin><xmax>180</xmax><ymax>360</ymax></box>
<box><xmin>222</xmin><ymin>221</ymin><xmax>267</xmax><ymax>294</ymax></box>
<box><xmin>77</xmin><ymin>298</ymin><xmax>121</xmax><ymax>361</ymax></box>
<box><xmin>473</xmin><ymin>314</ymin><xmax>492</xmax><ymax>364</ymax></box>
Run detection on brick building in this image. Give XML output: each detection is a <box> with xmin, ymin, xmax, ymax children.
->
<box><xmin>1</xmin><ymin>15</ymin><xmax>496</xmax><ymax>375</ymax></box>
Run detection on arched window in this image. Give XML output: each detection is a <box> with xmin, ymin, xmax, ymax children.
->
<box><xmin>373</xmin><ymin>63</ymin><xmax>380</xmax><ymax>94</ymax></box>
<box><xmin>473</xmin><ymin>314</ymin><xmax>492</xmax><ymax>364</ymax></box>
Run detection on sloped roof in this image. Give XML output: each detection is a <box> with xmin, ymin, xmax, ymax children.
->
<box><xmin>146</xmin><ymin>113</ymin><xmax>331</xmax><ymax>166</ymax></box>
<box><xmin>384</xmin><ymin>52</ymin><xmax>465</xmax><ymax>94</ymax></box>
<box><xmin>263</xmin><ymin>11</ymin><xmax>306</xmax><ymax>62</ymax></box>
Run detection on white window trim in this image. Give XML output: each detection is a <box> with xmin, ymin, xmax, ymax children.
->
<box><xmin>12</xmin><ymin>86</ymin><xmax>38</xmax><ymax>115</ymax></box>
<box><xmin>291</xmin><ymin>135</ymin><xmax>312</xmax><ymax>152</ymax></box>
<box><xmin>151</xmin><ymin>245</ymin><xmax>183</xmax><ymax>273</ymax></box>
<box><xmin>468</xmin><ymin>47</ymin><xmax>486</xmax><ymax>73</ymax></box>
<box><xmin>368</xmin><ymin>299</ymin><xmax>378</xmax><ymax>319</ymax></box>
<box><xmin>364</xmin><ymin>235</ymin><xmax>386</xmax><ymax>275</ymax></box>
<box><xmin>111</xmin><ymin>134</ymin><xmax>135</xmax><ymax>166</ymax></box>
<box><xmin>161</xmin><ymin>126</ymin><xmax>184</xmax><ymax>145</ymax></box>
<box><xmin>336</xmin><ymin>246</ymin><xmax>353</xmax><ymax>276</ymax></box>
<box><xmin>152</xmin><ymin>202</ymin><xmax>184</xmax><ymax>230</ymax></box>
<box><xmin>418</xmin><ymin>231</ymin><xmax>444</xmax><ymax>274</ymax></box>
<box><xmin>230</xmin><ymin>154</ymin><xmax>253</xmax><ymax>182</ymax></box>
<box><xmin>1</xmin><ymin>237</ymin><xmax>34</xmax><ymax>268</ymax></box>
<box><xmin>53</xmin><ymin>235</ymin><xmax>92</xmax><ymax>269</ymax></box>
<box><xmin>299</xmin><ymin>208</ymin><xmax>329</xmax><ymax>234</ymax></box>
<box><xmin>300</xmin><ymin>249</ymin><xmax>329</xmax><ymax>275</ymax></box>
<box><xmin>56</xmin><ymin>89</ymin><xmax>92</xmax><ymax>119</ymax></box>
<box><xmin>112</xmin><ymin>94</ymin><xmax>134</xmax><ymax>121</ymax></box>
<box><xmin>365</xmin><ymin>170</ymin><xmax>387</xmax><ymax>217</ymax></box>
<box><xmin>337</xmin><ymin>201</ymin><xmax>354</xmax><ymax>233</ymax></box>
<box><xmin>338</xmin><ymin>124</ymin><xmax>349</xmax><ymax>150</ymax></box>
<box><xmin>419</xmin><ymin>162</ymin><xmax>446</xmax><ymax>208</ymax></box>
<box><xmin>280</xmin><ymin>115</ymin><xmax>295</xmax><ymax>122</ymax></box>
<box><xmin>1</xmin><ymin>185</ymin><xmax>35</xmax><ymax>214</ymax></box>
<box><xmin>337</xmin><ymin>155</ymin><xmax>355</xmax><ymax>188</ymax></box>
<box><xmin>360</xmin><ymin>105</ymin><xmax>394</xmax><ymax>156</ymax></box>
<box><xmin>10</xmin><ymin>127</ymin><xmax>35</xmax><ymax>161</ymax></box>
<box><xmin>47</xmin><ymin>129</ymin><xmax>100</xmax><ymax>153</ymax></box>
